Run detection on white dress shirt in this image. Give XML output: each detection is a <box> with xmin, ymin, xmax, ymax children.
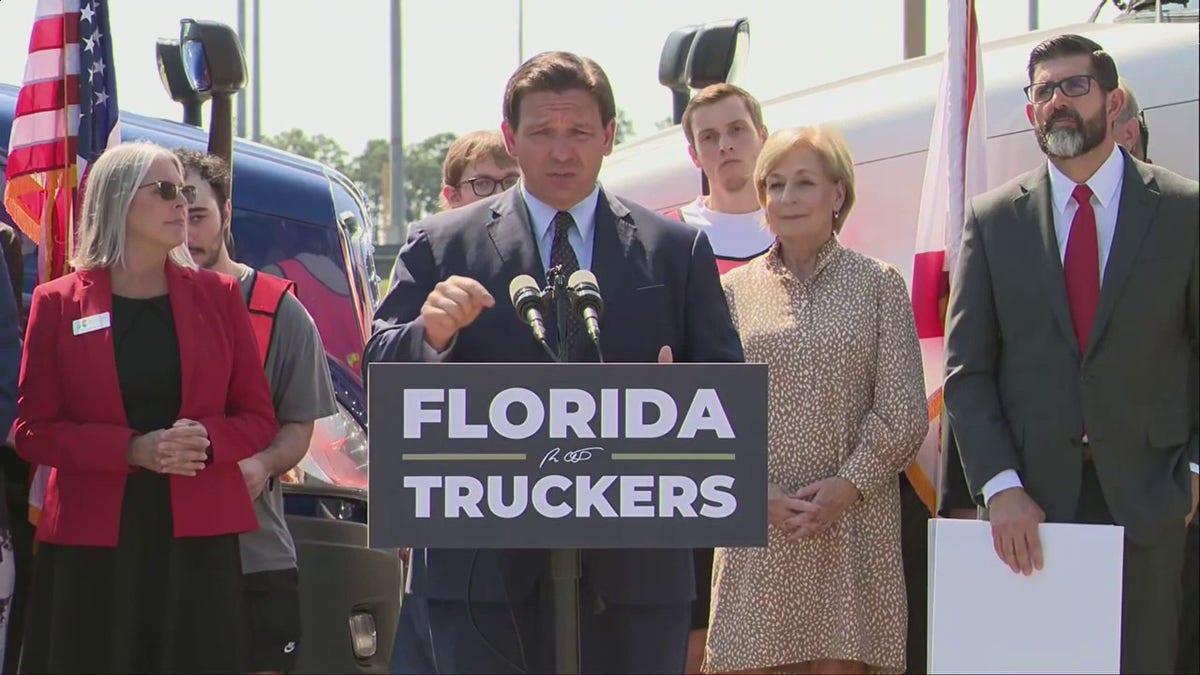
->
<box><xmin>982</xmin><ymin>145</ymin><xmax>1198</xmax><ymax>506</ymax></box>
<box><xmin>522</xmin><ymin>181</ymin><xmax>600</xmax><ymax>272</ymax></box>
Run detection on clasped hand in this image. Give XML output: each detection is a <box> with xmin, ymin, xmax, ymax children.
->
<box><xmin>127</xmin><ymin>418</ymin><xmax>210</xmax><ymax>476</ymax></box>
<box><xmin>768</xmin><ymin>477</ymin><xmax>861</xmax><ymax>541</ymax></box>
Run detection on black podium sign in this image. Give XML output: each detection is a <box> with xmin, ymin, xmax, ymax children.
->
<box><xmin>367</xmin><ymin>362</ymin><xmax>768</xmax><ymax>549</ymax></box>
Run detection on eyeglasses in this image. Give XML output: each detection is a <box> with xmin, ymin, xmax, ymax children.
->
<box><xmin>1024</xmin><ymin>74</ymin><xmax>1100</xmax><ymax>104</ymax></box>
<box><xmin>139</xmin><ymin>181</ymin><xmax>196</xmax><ymax>204</ymax></box>
<box><xmin>458</xmin><ymin>175</ymin><xmax>519</xmax><ymax>198</ymax></box>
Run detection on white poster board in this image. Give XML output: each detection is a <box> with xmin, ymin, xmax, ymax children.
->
<box><xmin>928</xmin><ymin>519</ymin><xmax>1124</xmax><ymax>674</ymax></box>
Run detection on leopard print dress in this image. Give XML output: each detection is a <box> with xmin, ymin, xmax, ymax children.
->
<box><xmin>704</xmin><ymin>237</ymin><xmax>927</xmax><ymax>674</ymax></box>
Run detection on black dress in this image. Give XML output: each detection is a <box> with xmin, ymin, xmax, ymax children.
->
<box><xmin>19</xmin><ymin>295</ymin><xmax>247</xmax><ymax>674</ymax></box>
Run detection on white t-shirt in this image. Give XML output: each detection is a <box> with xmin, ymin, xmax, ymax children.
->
<box><xmin>679</xmin><ymin>197</ymin><xmax>775</xmax><ymax>265</ymax></box>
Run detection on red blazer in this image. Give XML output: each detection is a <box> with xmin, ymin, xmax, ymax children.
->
<box><xmin>15</xmin><ymin>262</ymin><xmax>279</xmax><ymax>546</ymax></box>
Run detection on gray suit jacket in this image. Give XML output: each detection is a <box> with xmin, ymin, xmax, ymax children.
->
<box><xmin>944</xmin><ymin>149</ymin><xmax>1198</xmax><ymax>544</ymax></box>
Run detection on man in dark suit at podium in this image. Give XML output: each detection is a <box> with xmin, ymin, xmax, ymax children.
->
<box><xmin>366</xmin><ymin>51</ymin><xmax>744</xmax><ymax>674</ymax></box>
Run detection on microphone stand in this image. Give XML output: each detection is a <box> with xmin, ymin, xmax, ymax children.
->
<box><xmin>545</xmin><ymin>264</ymin><xmax>581</xmax><ymax>675</ymax></box>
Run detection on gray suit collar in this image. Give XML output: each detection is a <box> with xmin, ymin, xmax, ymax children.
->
<box><xmin>1016</xmin><ymin>165</ymin><xmax>1078</xmax><ymax>356</ymax></box>
<box><xmin>1088</xmin><ymin>151</ymin><xmax>1158</xmax><ymax>358</ymax></box>
<box><xmin>1013</xmin><ymin>152</ymin><xmax>1159</xmax><ymax>361</ymax></box>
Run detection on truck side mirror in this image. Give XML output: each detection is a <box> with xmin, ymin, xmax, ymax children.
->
<box><xmin>180</xmin><ymin>19</ymin><xmax>247</xmax><ymax>95</ymax></box>
<box><xmin>179</xmin><ymin>19</ymin><xmax>247</xmax><ymax>170</ymax></box>
<box><xmin>156</xmin><ymin>38</ymin><xmax>210</xmax><ymax>127</ymax></box>
<box><xmin>657</xmin><ymin>25</ymin><xmax>700</xmax><ymax>125</ymax></box>
<box><xmin>686</xmin><ymin>18</ymin><xmax>751</xmax><ymax>90</ymax></box>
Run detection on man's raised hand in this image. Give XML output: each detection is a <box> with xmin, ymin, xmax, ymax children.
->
<box><xmin>421</xmin><ymin>275</ymin><xmax>495</xmax><ymax>351</ymax></box>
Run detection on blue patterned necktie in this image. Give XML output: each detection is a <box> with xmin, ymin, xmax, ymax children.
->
<box><xmin>549</xmin><ymin>211</ymin><xmax>581</xmax><ymax>354</ymax></box>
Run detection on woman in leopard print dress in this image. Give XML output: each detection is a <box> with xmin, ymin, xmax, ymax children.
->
<box><xmin>705</xmin><ymin>126</ymin><xmax>927</xmax><ymax>675</ymax></box>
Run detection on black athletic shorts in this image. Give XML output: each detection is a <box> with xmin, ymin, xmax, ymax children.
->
<box><xmin>245</xmin><ymin>568</ymin><xmax>302</xmax><ymax>672</ymax></box>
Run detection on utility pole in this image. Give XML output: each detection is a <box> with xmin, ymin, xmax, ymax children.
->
<box><xmin>903</xmin><ymin>0</ymin><xmax>926</xmax><ymax>60</ymax></box>
<box><xmin>381</xmin><ymin>159</ymin><xmax>390</xmax><ymax>237</ymax></box>
<box><xmin>251</xmin><ymin>0</ymin><xmax>262</xmax><ymax>142</ymax></box>
<box><xmin>517</xmin><ymin>0</ymin><xmax>525</xmax><ymax>66</ymax></box>
<box><xmin>237</xmin><ymin>0</ymin><xmax>247</xmax><ymax>138</ymax></box>
<box><xmin>1028</xmin><ymin>0</ymin><xmax>1040</xmax><ymax>31</ymax></box>
<box><xmin>389</xmin><ymin>0</ymin><xmax>408</xmax><ymax>243</ymax></box>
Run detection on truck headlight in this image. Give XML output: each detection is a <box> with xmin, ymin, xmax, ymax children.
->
<box><xmin>287</xmin><ymin>404</ymin><xmax>368</xmax><ymax>489</ymax></box>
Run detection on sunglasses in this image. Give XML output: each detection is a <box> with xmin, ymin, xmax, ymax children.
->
<box><xmin>458</xmin><ymin>175</ymin><xmax>520</xmax><ymax>198</ymax></box>
<box><xmin>139</xmin><ymin>181</ymin><xmax>197</xmax><ymax>205</ymax></box>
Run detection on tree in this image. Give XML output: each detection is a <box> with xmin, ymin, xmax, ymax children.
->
<box><xmin>397</xmin><ymin>132</ymin><xmax>459</xmax><ymax>223</ymax></box>
<box><xmin>260</xmin><ymin>128</ymin><xmax>458</xmax><ymax>232</ymax></box>
<box><xmin>260</xmin><ymin>129</ymin><xmax>350</xmax><ymax>174</ymax></box>
<box><xmin>347</xmin><ymin>138</ymin><xmax>389</xmax><ymax>223</ymax></box>
<box><xmin>654</xmin><ymin>116</ymin><xmax>676</xmax><ymax>132</ymax></box>
<box><xmin>614</xmin><ymin>108</ymin><xmax>637</xmax><ymax>146</ymax></box>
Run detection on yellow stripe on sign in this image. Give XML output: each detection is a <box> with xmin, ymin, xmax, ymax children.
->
<box><xmin>611</xmin><ymin>453</ymin><xmax>736</xmax><ymax>461</ymax></box>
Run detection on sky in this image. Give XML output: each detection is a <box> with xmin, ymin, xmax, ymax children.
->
<box><xmin>0</xmin><ymin>0</ymin><xmax>1118</xmax><ymax>159</ymax></box>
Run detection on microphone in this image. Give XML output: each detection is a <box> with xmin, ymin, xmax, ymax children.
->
<box><xmin>509</xmin><ymin>275</ymin><xmax>549</xmax><ymax>343</ymax></box>
<box><xmin>567</xmin><ymin>270</ymin><xmax>604</xmax><ymax>346</ymax></box>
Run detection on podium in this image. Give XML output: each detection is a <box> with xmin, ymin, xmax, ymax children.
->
<box><xmin>367</xmin><ymin>360</ymin><xmax>768</xmax><ymax>673</ymax></box>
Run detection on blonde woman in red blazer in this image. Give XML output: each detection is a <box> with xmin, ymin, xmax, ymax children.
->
<box><xmin>14</xmin><ymin>141</ymin><xmax>278</xmax><ymax>674</ymax></box>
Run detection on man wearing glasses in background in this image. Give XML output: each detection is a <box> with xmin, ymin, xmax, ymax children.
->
<box><xmin>387</xmin><ymin>131</ymin><xmax>520</xmax><ymax>293</ymax></box>
<box><xmin>944</xmin><ymin>34</ymin><xmax>1199</xmax><ymax>674</ymax></box>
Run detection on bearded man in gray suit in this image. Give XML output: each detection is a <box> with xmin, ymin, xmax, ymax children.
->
<box><xmin>944</xmin><ymin>34</ymin><xmax>1199</xmax><ymax>675</ymax></box>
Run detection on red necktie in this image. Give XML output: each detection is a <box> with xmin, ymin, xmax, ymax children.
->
<box><xmin>1063</xmin><ymin>184</ymin><xmax>1100</xmax><ymax>355</ymax></box>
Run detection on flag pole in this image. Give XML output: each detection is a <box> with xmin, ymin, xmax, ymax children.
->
<box><xmin>60</xmin><ymin>12</ymin><xmax>73</xmax><ymax>280</ymax></box>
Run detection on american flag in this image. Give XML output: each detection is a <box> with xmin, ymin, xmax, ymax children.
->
<box><xmin>907</xmin><ymin>0</ymin><xmax>989</xmax><ymax>514</ymax></box>
<box><xmin>3</xmin><ymin>0</ymin><xmax>120</xmax><ymax>528</ymax></box>
<box><xmin>3</xmin><ymin>0</ymin><xmax>121</xmax><ymax>283</ymax></box>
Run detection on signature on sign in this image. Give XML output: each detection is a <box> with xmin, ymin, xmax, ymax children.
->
<box><xmin>539</xmin><ymin>446</ymin><xmax>603</xmax><ymax>470</ymax></box>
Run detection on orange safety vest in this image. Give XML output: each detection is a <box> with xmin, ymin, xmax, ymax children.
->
<box><xmin>247</xmin><ymin>271</ymin><xmax>297</xmax><ymax>365</ymax></box>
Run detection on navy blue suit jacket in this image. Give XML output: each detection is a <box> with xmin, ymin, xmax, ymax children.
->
<box><xmin>365</xmin><ymin>186</ymin><xmax>744</xmax><ymax>606</ymax></box>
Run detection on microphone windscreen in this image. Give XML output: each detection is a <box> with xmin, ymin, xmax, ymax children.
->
<box><xmin>567</xmin><ymin>269</ymin><xmax>599</xmax><ymax>290</ymax></box>
<box><xmin>509</xmin><ymin>274</ymin><xmax>540</xmax><ymax>305</ymax></box>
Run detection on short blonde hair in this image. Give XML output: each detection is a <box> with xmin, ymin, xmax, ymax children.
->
<box><xmin>71</xmin><ymin>141</ymin><xmax>196</xmax><ymax>270</ymax></box>
<box><xmin>754</xmin><ymin>125</ymin><xmax>857</xmax><ymax>233</ymax></box>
